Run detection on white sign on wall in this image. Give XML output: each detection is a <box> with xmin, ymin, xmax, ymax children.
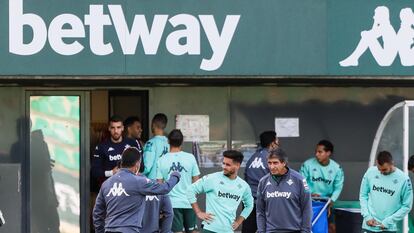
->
<box><xmin>275</xmin><ymin>117</ymin><xmax>299</xmax><ymax>137</ymax></box>
<box><xmin>176</xmin><ymin>115</ymin><xmax>209</xmax><ymax>142</ymax></box>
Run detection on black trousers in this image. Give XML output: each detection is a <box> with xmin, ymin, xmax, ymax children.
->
<box><xmin>242</xmin><ymin>203</ymin><xmax>257</xmax><ymax>233</ymax></box>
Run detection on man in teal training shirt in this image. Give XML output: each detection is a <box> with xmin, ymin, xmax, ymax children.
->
<box><xmin>360</xmin><ymin>151</ymin><xmax>413</xmax><ymax>233</ymax></box>
<box><xmin>157</xmin><ymin>129</ymin><xmax>201</xmax><ymax>233</ymax></box>
<box><xmin>143</xmin><ymin>113</ymin><xmax>170</xmax><ymax>179</ymax></box>
<box><xmin>187</xmin><ymin>150</ymin><xmax>254</xmax><ymax>233</ymax></box>
<box><xmin>300</xmin><ymin>140</ymin><xmax>344</xmax><ymax>233</ymax></box>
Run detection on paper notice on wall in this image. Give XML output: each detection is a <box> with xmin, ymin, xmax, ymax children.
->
<box><xmin>176</xmin><ymin>115</ymin><xmax>209</xmax><ymax>142</ymax></box>
<box><xmin>275</xmin><ymin>118</ymin><xmax>299</xmax><ymax>137</ymax></box>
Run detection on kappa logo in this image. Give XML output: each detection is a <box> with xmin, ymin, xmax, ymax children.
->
<box><xmin>340</xmin><ymin>6</ymin><xmax>414</xmax><ymax>67</ymax></box>
<box><xmin>146</xmin><ymin>195</ymin><xmax>160</xmax><ymax>201</ymax></box>
<box><xmin>168</xmin><ymin>162</ymin><xmax>188</xmax><ymax>173</ymax></box>
<box><xmin>303</xmin><ymin>179</ymin><xmax>310</xmax><ymax>191</ymax></box>
<box><xmin>108</xmin><ymin>147</ymin><xmax>115</xmax><ymax>152</ymax></box>
<box><xmin>266</xmin><ymin>181</ymin><xmax>272</xmax><ymax>186</ymax></box>
<box><xmin>106</xmin><ymin>183</ymin><xmax>130</xmax><ymax>197</ymax></box>
<box><xmin>249</xmin><ymin>157</ymin><xmax>265</xmax><ymax>169</ymax></box>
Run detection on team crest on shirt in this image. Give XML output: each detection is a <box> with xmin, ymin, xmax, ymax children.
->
<box><xmin>220</xmin><ymin>181</ymin><xmax>225</xmax><ymax>185</ymax></box>
<box><xmin>287</xmin><ymin>179</ymin><xmax>294</xmax><ymax>186</ymax></box>
<box><xmin>237</xmin><ymin>184</ymin><xmax>243</xmax><ymax>189</ymax></box>
<box><xmin>375</xmin><ymin>175</ymin><xmax>379</xmax><ymax>179</ymax></box>
<box><xmin>328</xmin><ymin>170</ymin><xmax>333</xmax><ymax>174</ymax></box>
<box><xmin>313</xmin><ymin>168</ymin><xmax>317</xmax><ymax>172</ymax></box>
<box><xmin>393</xmin><ymin>179</ymin><xmax>398</xmax><ymax>184</ymax></box>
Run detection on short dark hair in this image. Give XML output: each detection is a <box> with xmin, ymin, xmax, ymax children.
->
<box><xmin>152</xmin><ymin>113</ymin><xmax>168</xmax><ymax>130</ymax></box>
<box><xmin>409</xmin><ymin>155</ymin><xmax>414</xmax><ymax>171</ymax></box>
<box><xmin>168</xmin><ymin>129</ymin><xmax>183</xmax><ymax>147</ymax></box>
<box><xmin>268</xmin><ymin>148</ymin><xmax>288</xmax><ymax>163</ymax></box>
<box><xmin>109</xmin><ymin>115</ymin><xmax>123</xmax><ymax>124</ymax></box>
<box><xmin>317</xmin><ymin>140</ymin><xmax>334</xmax><ymax>154</ymax></box>
<box><xmin>260</xmin><ymin>131</ymin><xmax>277</xmax><ymax>148</ymax></box>
<box><xmin>121</xmin><ymin>147</ymin><xmax>141</xmax><ymax>168</ymax></box>
<box><xmin>376</xmin><ymin>151</ymin><xmax>393</xmax><ymax>166</ymax></box>
<box><xmin>124</xmin><ymin>116</ymin><xmax>141</xmax><ymax>128</ymax></box>
<box><xmin>223</xmin><ymin>150</ymin><xmax>244</xmax><ymax>164</ymax></box>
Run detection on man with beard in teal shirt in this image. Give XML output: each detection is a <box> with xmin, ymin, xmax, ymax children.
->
<box><xmin>187</xmin><ymin>150</ymin><xmax>254</xmax><ymax>233</ymax></box>
<box><xmin>360</xmin><ymin>151</ymin><xmax>413</xmax><ymax>233</ymax></box>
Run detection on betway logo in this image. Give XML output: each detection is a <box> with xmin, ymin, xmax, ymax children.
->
<box><xmin>218</xmin><ymin>191</ymin><xmax>240</xmax><ymax>201</ymax></box>
<box><xmin>373</xmin><ymin>185</ymin><xmax>395</xmax><ymax>196</ymax></box>
<box><xmin>311</xmin><ymin>177</ymin><xmax>332</xmax><ymax>185</ymax></box>
<box><xmin>266</xmin><ymin>191</ymin><xmax>291</xmax><ymax>199</ymax></box>
<box><xmin>249</xmin><ymin>157</ymin><xmax>265</xmax><ymax>169</ymax></box>
<box><xmin>9</xmin><ymin>0</ymin><xmax>240</xmax><ymax>71</ymax></box>
<box><xmin>109</xmin><ymin>154</ymin><xmax>122</xmax><ymax>161</ymax></box>
<box><xmin>106</xmin><ymin>183</ymin><xmax>129</xmax><ymax>197</ymax></box>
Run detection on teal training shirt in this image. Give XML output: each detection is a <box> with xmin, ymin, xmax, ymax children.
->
<box><xmin>187</xmin><ymin>172</ymin><xmax>254</xmax><ymax>233</ymax></box>
<box><xmin>360</xmin><ymin>166</ymin><xmax>413</xmax><ymax>232</ymax></box>
<box><xmin>300</xmin><ymin>157</ymin><xmax>344</xmax><ymax>202</ymax></box>
<box><xmin>143</xmin><ymin>136</ymin><xmax>169</xmax><ymax>179</ymax></box>
<box><xmin>156</xmin><ymin>151</ymin><xmax>201</xmax><ymax>208</ymax></box>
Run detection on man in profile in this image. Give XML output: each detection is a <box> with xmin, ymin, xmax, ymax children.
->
<box><xmin>93</xmin><ymin>147</ymin><xmax>181</xmax><ymax>233</ymax></box>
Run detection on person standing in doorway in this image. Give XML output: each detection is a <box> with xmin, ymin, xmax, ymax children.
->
<box><xmin>91</xmin><ymin>115</ymin><xmax>139</xmax><ymax>187</ymax></box>
<box><xmin>242</xmin><ymin>130</ymin><xmax>279</xmax><ymax>233</ymax></box>
<box><xmin>360</xmin><ymin>151</ymin><xmax>413</xmax><ymax>233</ymax></box>
<box><xmin>187</xmin><ymin>150</ymin><xmax>253</xmax><ymax>233</ymax></box>
<box><xmin>300</xmin><ymin>140</ymin><xmax>344</xmax><ymax>233</ymax></box>
<box><xmin>124</xmin><ymin>116</ymin><xmax>145</xmax><ymax>172</ymax></box>
<box><xmin>157</xmin><ymin>129</ymin><xmax>201</xmax><ymax>233</ymax></box>
<box><xmin>143</xmin><ymin>113</ymin><xmax>169</xmax><ymax>179</ymax></box>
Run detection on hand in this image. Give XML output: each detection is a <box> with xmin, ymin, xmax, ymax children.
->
<box><xmin>170</xmin><ymin>171</ymin><xmax>181</xmax><ymax>180</ymax></box>
<box><xmin>366</xmin><ymin>219</ymin><xmax>379</xmax><ymax>227</ymax></box>
<box><xmin>232</xmin><ymin>221</ymin><xmax>241</xmax><ymax>230</ymax></box>
<box><xmin>112</xmin><ymin>166</ymin><xmax>119</xmax><ymax>175</ymax></box>
<box><xmin>196</xmin><ymin>211</ymin><xmax>214</xmax><ymax>223</ymax></box>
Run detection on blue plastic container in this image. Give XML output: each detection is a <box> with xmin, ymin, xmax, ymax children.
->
<box><xmin>312</xmin><ymin>201</ymin><xmax>328</xmax><ymax>233</ymax></box>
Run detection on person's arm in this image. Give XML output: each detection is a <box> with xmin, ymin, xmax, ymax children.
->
<box><xmin>330</xmin><ymin>166</ymin><xmax>344</xmax><ymax>202</ymax></box>
<box><xmin>256</xmin><ymin>180</ymin><xmax>266</xmax><ymax>233</ymax></box>
<box><xmin>359</xmin><ymin>172</ymin><xmax>373</xmax><ymax>221</ymax></box>
<box><xmin>92</xmin><ymin>189</ymin><xmax>106</xmax><ymax>233</ymax></box>
<box><xmin>300</xmin><ymin>178</ymin><xmax>312</xmax><ymax>233</ymax></box>
<box><xmin>191</xmin><ymin>156</ymin><xmax>201</xmax><ymax>183</ymax></box>
<box><xmin>91</xmin><ymin>146</ymin><xmax>106</xmax><ymax>179</ymax></box>
<box><xmin>139</xmin><ymin>171</ymin><xmax>181</xmax><ymax>195</ymax></box>
<box><xmin>233</xmin><ymin>186</ymin><xmax>253</xmax><ymax>230</ymax></box>
<box><xmin>156</xmin><ymin>159</ymin><xmax>164</xmax><ymax>183</ymax></box>
<box><xmin>142</xmin><ymin>141</ymin><xmax>156</xmax><ymax>177</ymax></box>
<box><xmin>381</xmin><ymin>178</ymin><xmax>413</xmax><ymax>228</ymax></box>
<box><xmin>159</xmin><ymin>195</ymin><xmax>173</xmax><ymax>233</ymax></box>
<box><xmin>187</xmin><ymin>175</ymin><xmax>215</xmax><ymax>222</ymax></box>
